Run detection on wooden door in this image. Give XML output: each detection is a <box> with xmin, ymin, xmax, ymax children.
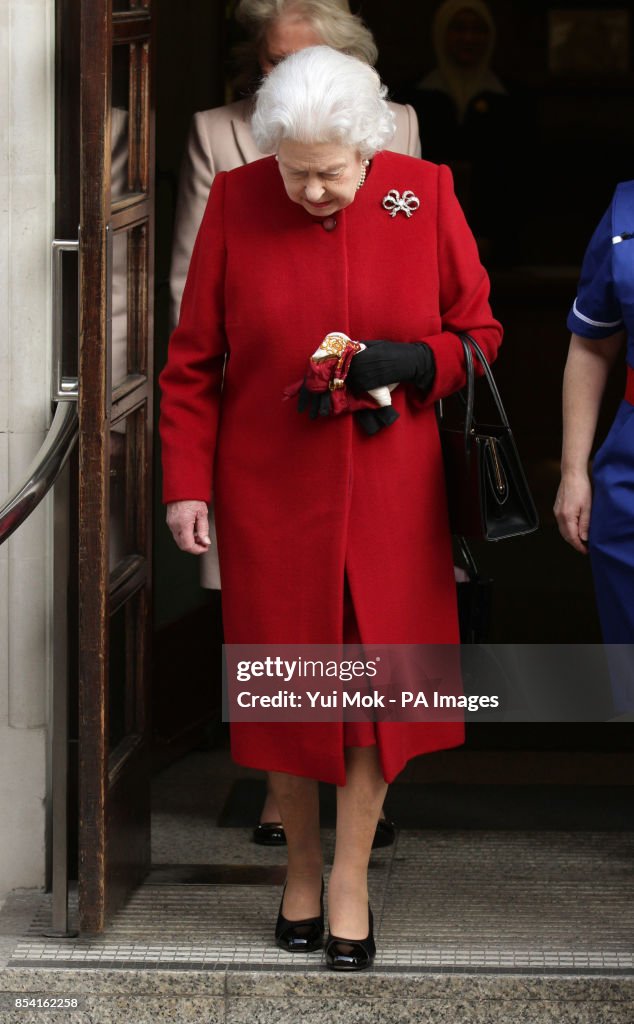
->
<box><xmin>78</xmin><ymin>0</ymin><xmax>155</xmax><ymax>933</ymax></box>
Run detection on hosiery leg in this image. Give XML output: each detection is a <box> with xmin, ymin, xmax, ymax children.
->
<box><xmin>328</xmin><ymin>745</ymin><xmax>388</xmax><ymax>938</ymax></box>
<box><xmin>260</xmin><ymin>774</ymin><xmax>388</xmax><ymax>830</ymax></box>
<box><xmin>268</xmin><ymin>770</ymin><xmax>323</xmax><ymax>919</ymax></box>
<box><xmin>260</xmin><ymin>774</ymin><xmax>282</xmax><ymax>823</ymax></box>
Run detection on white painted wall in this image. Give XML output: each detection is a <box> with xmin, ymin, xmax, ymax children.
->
<box><xmin>0</xmin><ymin>0</ymin><xmax>56</xmax><ymax>898</ymax></box>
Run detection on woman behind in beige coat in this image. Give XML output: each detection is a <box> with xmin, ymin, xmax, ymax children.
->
<box><xmin>168</xmin><ymin>0</ymin><xmax>421</xmax><ymax>846</ymax></box>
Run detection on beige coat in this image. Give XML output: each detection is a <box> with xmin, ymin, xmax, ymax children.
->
<box><xmin>168</xmin><ymin>96</ymin><xmax>421</xmax><ymax>588</ymax></box>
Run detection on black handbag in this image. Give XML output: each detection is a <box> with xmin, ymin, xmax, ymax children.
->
<box><xmin>439</xmin><ymin>333</ymin><xmax>539</xmax><ymax>541</ymax></box>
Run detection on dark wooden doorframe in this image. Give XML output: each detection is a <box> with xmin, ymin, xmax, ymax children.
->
<box><xmin>77</xmin><ymin>0</ymin><xmax>155</xmax><ymax>933</ymax></box>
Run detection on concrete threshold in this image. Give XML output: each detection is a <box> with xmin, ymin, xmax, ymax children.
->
<box><xmin>1</xmin><ymin>828</ymin><xmax>633</xmax><ymax>1022</ymax></box>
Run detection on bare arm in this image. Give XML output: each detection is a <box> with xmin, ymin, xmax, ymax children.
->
<box><xmin>554</xmin><ymin>330</ymin><xmax>624</xmax><ymax>552</ymax></box>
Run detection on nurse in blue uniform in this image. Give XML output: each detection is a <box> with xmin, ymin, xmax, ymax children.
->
<box><xmin>554</xmin><ymin>181</ymin><xmax>634</xmax><ymax>712</ymax></box>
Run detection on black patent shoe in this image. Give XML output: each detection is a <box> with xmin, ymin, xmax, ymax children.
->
<box><xmin>255</xmin><ymin>817</ymin><xmax>395</xmax><ymax>849</ymax></box>
<box><xmin>372</xmin><ymin>816</ymin><xmax>396</xmax><ymax>850</ymax></box>
<box><xmin>275</xmin><ymin>877</ymin><xmax>325</xmax><ymax>953</ymax></box>
<box><xmin>253</xmin><ymin>822</ymin><xmax>286</xmax><ymax>846</ymax></box>
<box><xmin>325</xmin><ymin>905</ymin><xmax>376</xmax><ymax>971</ymax></box>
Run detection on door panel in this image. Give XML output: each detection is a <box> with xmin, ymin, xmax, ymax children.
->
<box><xmin>78</xmin><ymin>0</ymin><xmax>154</xmax><ymax>933</ymax></box>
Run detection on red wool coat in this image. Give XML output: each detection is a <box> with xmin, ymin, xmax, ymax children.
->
<box><xmin>159</xmin><ymin>150</ymin><xmax>503</xmax><ymax>785</ymax></box>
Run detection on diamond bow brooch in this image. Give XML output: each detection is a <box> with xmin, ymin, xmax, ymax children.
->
<box><xmin>382</xmin><ymin>189</ymin><xmax>420</xmax><ymax>218</ymax></box>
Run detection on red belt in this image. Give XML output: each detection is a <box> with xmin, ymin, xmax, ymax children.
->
<box><xmin>627</xmin><ymin>365</ymin><xmax>634</xmax><ymax>406</ymax></box>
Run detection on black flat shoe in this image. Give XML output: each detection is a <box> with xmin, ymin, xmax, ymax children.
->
<box><xmin>254</xmin><ymin>816</ymin><xmax>396</xmax><ymax>849</ymax></box>
<box><xmin>372</xmin><ymin>816</ymin><xmax>396</xmax><ymax>850</ymax></box>
<box><xmin>325</xmin><ymin>904</ymin><xmax>376</xmax><ymax>971</ymax></box>
<box><xmin>275</xmin><ymin>877</ymin><xmax>324</xmax><ymax>953</ymax></box>
<box><xmin>253</xmin><ymin>822</ymin><xmax>286</xmax><ymax>846</ymax></box>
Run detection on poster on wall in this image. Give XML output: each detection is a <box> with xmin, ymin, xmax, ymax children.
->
<box><xmin>548</xmin><ymin>8</ymin><xmax>630</xmax><ymax>74</ymax></box>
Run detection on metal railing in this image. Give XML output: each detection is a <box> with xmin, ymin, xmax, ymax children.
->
<box><xmin>0</xmin><ymin>238</ymin><xmax>79</xmax><ymax>545</ymax></box>
<box><xmin>0</xmin><ymin>401</ymin><xmax>78</xmax><ymax>545</ymax></box>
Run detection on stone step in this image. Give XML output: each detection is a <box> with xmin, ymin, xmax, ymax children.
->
<box><xmin>1</xmin><ymin>963</ymin><xmax>633</xmax><ymax>1023</ymax></box>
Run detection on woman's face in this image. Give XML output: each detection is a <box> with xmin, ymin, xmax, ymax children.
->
<box><xmin>276</xmin><ymin>140</ymin><xmax>364</xmax><ymax>217</ymax></box>
<box><xmin>445</xmin><ymin>9</ymin><xmax>491</xmax><ymax>67</ymax></box>
<box><xmin>259</xmin><ymin>14</ymin><xmax>323</xmax><ymax>75</ymax></box>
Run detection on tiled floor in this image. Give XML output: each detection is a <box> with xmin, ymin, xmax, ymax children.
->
<box><xmin>5</xmin><ymin>829</ymin><xmax>634</xmax><ymax>972</ymax></box>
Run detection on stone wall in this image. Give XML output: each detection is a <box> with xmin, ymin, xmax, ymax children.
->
<box><xmin>0</xmin><ymin>0</ymin><xmax>55</xmax><ymax>898</ymax></box>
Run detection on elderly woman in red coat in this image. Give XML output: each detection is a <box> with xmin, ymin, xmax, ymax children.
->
<box><xmin>159</xmin><ymin>45</ymin><xmax>502</xmax><ymax>971</ymax></box>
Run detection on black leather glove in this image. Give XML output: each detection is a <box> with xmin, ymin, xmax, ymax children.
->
<box><xmin>297</xmin><ymin>381</ymin><xmax>331</xmax><ymax>419</ymax></box>
<box><xmin>346</xmin><ymin>340</ymin><xmax>436</xmax><ymax>394</ymax></box>
<box><xmin>355</xmin><ymin>406</ymin><xmax>400</xmax><ymax>435</ymax></box>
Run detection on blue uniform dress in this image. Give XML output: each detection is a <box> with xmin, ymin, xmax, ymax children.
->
<box><xmin>567</xmin><ymin>182</ymin><xmax>634</xmax><ymax>710</ymax></box>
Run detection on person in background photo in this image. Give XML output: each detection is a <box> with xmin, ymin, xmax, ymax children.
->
<box><xmin>396</xmin><ymin>0</ymin><xmax>517</xmax><ymax>266</ymax></box>
<box><xmin>554</xmin><ymin>181</ymin><xmax>634</xmax><ymax>715</ymax></box>
<box><xmin>169</xmin><ymin>0</ymin><xmax>421</xmax><ymax>850</ymax></box>
<box><xmin>159</xmin><ymin>44</ymin><xmax>502</xmax><ymax>971</ymax></box>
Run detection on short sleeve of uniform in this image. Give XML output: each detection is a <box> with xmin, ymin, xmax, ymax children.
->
<box><xmin>567</xmin><ymin>200</ymin><xmax>624</xmax><ymax>339</ymax></box>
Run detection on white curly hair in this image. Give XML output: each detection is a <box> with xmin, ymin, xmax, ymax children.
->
<box><xmin>251</xmin><ymin>45</ymin><xmax>396</xmax><ymax>159</ymax></box>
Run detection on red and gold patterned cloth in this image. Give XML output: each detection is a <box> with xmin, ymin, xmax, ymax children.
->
<box><xmin>284</xmin><ymin>331</ymin><xmax>396</xmax><ymax>415</ymax></box>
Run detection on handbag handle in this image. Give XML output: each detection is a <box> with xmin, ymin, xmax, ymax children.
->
<box><xmin>458</xmin><ymin>333</ymin><xmax>511</xmax><ymax>455</ymax></box>
<box><xmin>457</xmin><ymin>535</ymin><xmax>481</xmax><ymax>580</ymax></box>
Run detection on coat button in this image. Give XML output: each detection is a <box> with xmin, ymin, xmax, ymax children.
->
<box><xmin>322</xmin><ymin>217</ymin><xmax>337</xmax><ymax>231</ymax></box>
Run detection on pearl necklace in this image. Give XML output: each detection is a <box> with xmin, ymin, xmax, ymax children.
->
<box><xmin>356</xmin><ymin>159</ymin><xmax>370</xmax><ymax>191</ymax></box>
